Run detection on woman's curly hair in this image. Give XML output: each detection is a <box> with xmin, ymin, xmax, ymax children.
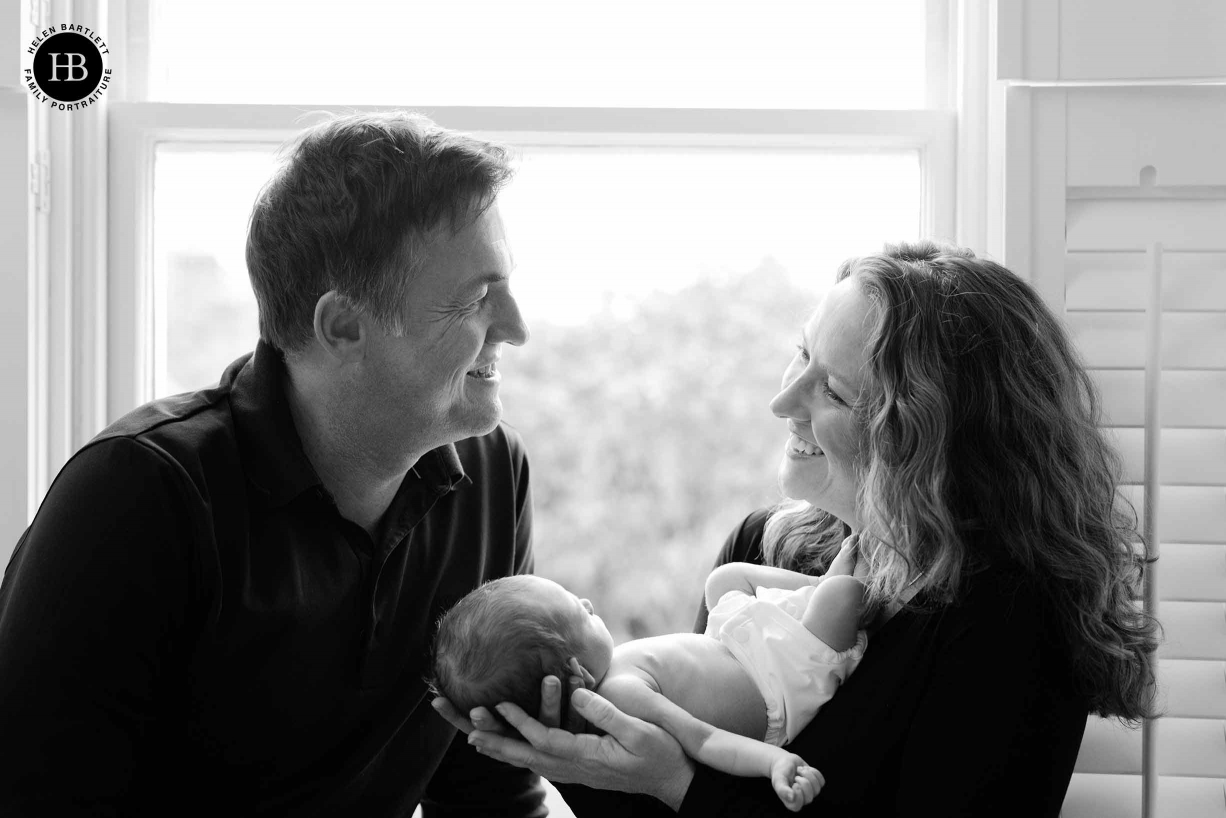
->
<box><xmin>763</xmin><ymin>240</ymin><xmax>1159</xmax><ymax>722</ymax></box>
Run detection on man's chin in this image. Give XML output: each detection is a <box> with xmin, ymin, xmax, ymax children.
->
<box><xmin>455</xmin><ymin>403</ymin><xmax>503</xmax><ymax>440</ymax></box>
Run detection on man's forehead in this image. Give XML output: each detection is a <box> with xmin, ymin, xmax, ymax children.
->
<box><xmin>452</xmin><ymin>239</ymin><xmax>514</xmax><ymax>295</ymax></box>
<box><xmin>415</xmin><ymin>213</ymin><xmax>515</xmax><ymax>291</ymax></box>
<box><xmin>490</xmin><ymin>237</ymin><xmax>514</xmax><ymax>270</ymax></box>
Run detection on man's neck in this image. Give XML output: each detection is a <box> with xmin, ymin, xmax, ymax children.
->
<box><xmin>282</xmin><ymin>369</ymin><xmax>425</xmax><ymax>538</ymax></box>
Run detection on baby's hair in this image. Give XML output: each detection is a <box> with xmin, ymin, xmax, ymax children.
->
<box><xmin>430</xmin><ymin>575</ymin><xmax>583</xmax><ymax>719</ymax></box>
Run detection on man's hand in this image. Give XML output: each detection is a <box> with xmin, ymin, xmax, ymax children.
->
<box><xmin>770</xmin><ymin>753</ymin><xmax>823</xmax><ymax>812</ymax></box>
<box><xmin>431</xmin><ymin>658</ymin><xmax>595</xmax><ymax>735</ymax></box>
<box><xmin>468</xmin><ymin>688</ymin><xmax>695</xmax><ymax>811</ymax></box>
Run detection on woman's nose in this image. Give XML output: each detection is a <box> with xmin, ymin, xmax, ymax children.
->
<box><xmin>579</xmin><ymin>598</ymin><xmax>594</xmax><ymax>614</ymax></box>
<box><xmin>770</xmin><ymin>373</ymin><xmax>808</xmax><ymax>419</ymax></box>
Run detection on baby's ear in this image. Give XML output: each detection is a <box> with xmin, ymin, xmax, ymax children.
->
<box><xmin>566</xmin><ymin>657</ymin><xmax>597</xmax><ymax>688</ymax></box>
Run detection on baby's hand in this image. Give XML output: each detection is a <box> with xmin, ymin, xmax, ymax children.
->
<box><xmin>770</xmin><ymin>753</ymin><xmax>824</xmax><ymax>812</ymax></box>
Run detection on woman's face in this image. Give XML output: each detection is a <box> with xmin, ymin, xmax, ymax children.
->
<box><xmin>769</xmin><ymin>276</ymin><xmax>874</xmax><ymax>530</ymax></box>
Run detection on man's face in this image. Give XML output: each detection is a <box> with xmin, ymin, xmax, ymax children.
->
<box><xmin>360</xmin><ymin>201</ymin><xmax>529</xmax><ymax>453</ymax></box>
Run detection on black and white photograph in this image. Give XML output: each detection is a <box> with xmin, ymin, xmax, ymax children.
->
<box><xmin>1</xmin><ymin>1</ymin><xmax>1224</xmax><ymax>816</ymax></box>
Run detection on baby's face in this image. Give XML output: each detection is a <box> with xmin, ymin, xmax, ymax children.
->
<box><xmin>527</xmin><ymin>577</ymin><xmax>616</xmax><ymax>686</ymax></box>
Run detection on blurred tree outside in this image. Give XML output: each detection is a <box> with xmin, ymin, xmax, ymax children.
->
<box><xmin>499</xmin><ymin>256</ymin><xmax>818</xmax><ymax>641</ymax></box>
<box><xmin>164</xmin><ymin>250</ymin><xmax>823</xmax><ymax>643</ymax></box>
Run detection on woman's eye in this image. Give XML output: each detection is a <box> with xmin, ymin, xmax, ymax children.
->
<box><xmin>795</xmin><ymin>344</ymin><xmax>810</xmax><ymax>362</ymax></box>
<box><xmin>823</xmin><ymin>381</ymin><xmax>845</xmax><ymax>405</ymax></box>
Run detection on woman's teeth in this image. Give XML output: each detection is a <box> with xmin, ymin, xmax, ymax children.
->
<box><xmin>788</xmin><ymin>433</ymin><xmax>823</xmax><ymax>456</ymax></box>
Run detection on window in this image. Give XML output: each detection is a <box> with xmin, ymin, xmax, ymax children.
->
<box><xmin>111</xmin><ymin>2</ymin><xmax>957</xmax><ymax>645</ymax></box>
<box><xmin>138</xmin><ymin>0</ymin><xmax>931</xmax><ymax>109</ymax></box>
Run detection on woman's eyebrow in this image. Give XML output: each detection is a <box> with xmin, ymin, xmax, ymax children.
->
<box><xmin>803</xmin><ymin>326</ymin><xmax>855</xmax><ymax>386</ymax></box>
<box><xmin>824</xmin><ymin>363</ymin><xmax>854</xmax><ymax>386</ymax></box>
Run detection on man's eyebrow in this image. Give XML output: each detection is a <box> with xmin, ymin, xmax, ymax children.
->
<box><xmin>458</xmin><ymin>270</ymin><xmax>511</xmax><ymax>297</ymax></box>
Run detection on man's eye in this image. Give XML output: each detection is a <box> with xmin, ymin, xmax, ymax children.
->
<box><xmin>795</xmin><ymin>344</ymin><xmax>810</xmax><ymax>362</ymax></box>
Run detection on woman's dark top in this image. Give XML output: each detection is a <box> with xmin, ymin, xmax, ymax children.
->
<box><xmin>559</xmin><ymin>508</ymin><xmax>1089</xmax><ymax>817</ymax></box>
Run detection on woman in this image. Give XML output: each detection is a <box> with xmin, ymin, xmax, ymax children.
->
<box><xmin>438</xmin><ymin>241</ymin><xmax>1159</xmax><ymax>816</ymax></box>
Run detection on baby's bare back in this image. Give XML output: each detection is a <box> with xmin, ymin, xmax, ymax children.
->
<box><xmin>600</xmin><ymin>632</ymin><xmax>768</xmax><ymax>741</ymax></box>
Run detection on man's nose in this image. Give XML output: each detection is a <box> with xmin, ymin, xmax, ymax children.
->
<box><xmin>493</xmin><ymin>291</ymin><xmax>530</xmax><ymax>346</ymax></box>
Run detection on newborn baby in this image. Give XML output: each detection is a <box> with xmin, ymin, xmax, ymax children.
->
<box><xmin>431</xmin><ymin>539</ymin><xmax>868</xmax><ymax>811</ymax></box>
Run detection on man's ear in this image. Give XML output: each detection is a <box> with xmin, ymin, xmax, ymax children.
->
<box><xmin>312</xmin><ymin>291</ymin><xmax>367</xmax><ymax>362</ymax></box>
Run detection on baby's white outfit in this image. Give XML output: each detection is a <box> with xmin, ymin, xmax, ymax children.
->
<box><xmin>705</xmin><ymin>582</ymin><xmax>867</xmax><ymax>747</ymax></box>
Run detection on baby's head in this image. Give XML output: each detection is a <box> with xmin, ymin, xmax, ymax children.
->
<box><xmin>431</xmin><ymin>575</ymin><xmax>615</xmax><ymax>719</ymax></box>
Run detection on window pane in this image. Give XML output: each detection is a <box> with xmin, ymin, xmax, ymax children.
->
<box><xmin>153</xmin><ymin>147</ymin><xmax>272</xmax><ymax>397</ymax></box>
<box><xmin>152</xmin><ymin>144</ymin><xmax>920</xmax><ymax>639</ymax></box>
<box><xmin>499</xmin><ymin>147</ymin><xmax>918</xmax><ymax>639</ymax></box>
<box><xmin>146</xmin><ymin>0</ymin><xmax>928</xmax><ymax>108</ymax></box>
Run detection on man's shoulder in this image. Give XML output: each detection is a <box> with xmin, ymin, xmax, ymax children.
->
<box><xmin>83</xmin><ymin>382</ymin><xmax>241</xmax><ymax>480</ymax></box>
<box><xmin>97</xmin><ymin>382</ymin><xmax>232</xmax><ymax>442</ymax></box>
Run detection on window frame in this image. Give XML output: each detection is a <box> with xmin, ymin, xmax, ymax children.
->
<box><xmin>107</xmin><ymin>102</ymin><xmax>955</xmax><ymax>417</ymax></box>
<box><xmin>14</xmin><ymin>0</ymin><xmax>969</xmax><ymax>515</ymax></box>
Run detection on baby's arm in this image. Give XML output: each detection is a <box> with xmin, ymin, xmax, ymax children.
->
<box><xmin>705</xmin><ymin>537</ymin><xmax>860</xmax><ymax>612</ymax></box>
<box><xmin>599</xmin><ymin>675</ymin><xmax>823</xmax><ymax>811</ymax></box>
<box><xmin>800</xmin><ymin>573</ymin><xmax>865</xmax><ymax>653</ymax></box>
<box><xmin>704</xmin><ymin>563</ymin><xmax>815</xmax><ymax>611</ymax></box>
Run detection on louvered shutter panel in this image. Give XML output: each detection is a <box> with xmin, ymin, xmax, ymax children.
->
<box><xmin>1010</xmin><ymin>85</ymin><xmax>1226</xmax><ymax>818</ymax></box>
<box><xmin>1064</xmin><ymin>243</ymin><xmax>1226</xmax><ymax>817</ymax></box>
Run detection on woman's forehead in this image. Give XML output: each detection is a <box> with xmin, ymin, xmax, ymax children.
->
<box><xmin>807</xmin><ymin>278</ymin><xmax>874</xmax><ymax>382</ymax></box>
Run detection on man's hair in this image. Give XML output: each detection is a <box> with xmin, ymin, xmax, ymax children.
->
<box><xmin>245</xmin><ymin>111</ymin><xmax>515</xmax><ymax>354</ymax></box>
<box><xmin>763</xmin><ymin>240</ymin><xmax>1158</xmax><ymax>722</ymax></box>
<box><xmin>430</xmin><ymin>576</ymin><xmax>584</xmax><ymax>718</ymax></box>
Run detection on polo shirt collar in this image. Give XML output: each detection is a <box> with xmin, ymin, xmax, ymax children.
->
<box><xmin>413</xmin><ymin>445</ymin><xmax>470</xmax><ymax>494</ymax></box>
<box><xmin>228</xmin><ymin>340</ymin><xmax>468</xmax><ymax>507</ymax></box>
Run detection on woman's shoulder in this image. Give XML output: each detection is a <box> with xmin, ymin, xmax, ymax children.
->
<box><xmin>923</xmin><ymin>557</ymin><xmax>1052</xmax><ymax>639</ymax></box>
<box><xmin>715</xmin><ymin>507</ymin><xmax>774</xmax><ymax>567</ymax></box>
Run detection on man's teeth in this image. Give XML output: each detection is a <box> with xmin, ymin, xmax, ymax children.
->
<box><xmin>467</xmin><ymin>362</ymin><xmax>496</xmax><ymax>379</ymax></box>
<box><xmin>788</xmin><ymin>433</ymin><xmax>823</xmax><ymax>456</ymax></box>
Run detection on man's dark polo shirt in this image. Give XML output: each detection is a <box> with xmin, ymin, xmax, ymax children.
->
<box><xmin>0</xmin><ymin>342</ymin><xmax>545</xmax><ymax>817</ymax></box>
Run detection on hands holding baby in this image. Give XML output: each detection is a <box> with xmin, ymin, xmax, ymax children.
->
<box><xmin>431</xmin><ymin>658</ymin><xmax>823</xmax><ymax>813</ymax></box>
<box><xmin>432</xmin><ymin>658</ymin><xmax>695</xmax><ymax>810</ymax></box>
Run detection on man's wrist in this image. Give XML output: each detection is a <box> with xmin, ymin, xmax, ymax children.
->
<box><xmin>657</xmin><ymin>757</ymin><xmax>695</xmax><ymax>813</ymax></box>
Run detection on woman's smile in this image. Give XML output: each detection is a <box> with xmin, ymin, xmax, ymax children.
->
<box><xmin>786</xmin><ymin>432</ymin><xmax>824</xmax><ymax>457</ymax></box>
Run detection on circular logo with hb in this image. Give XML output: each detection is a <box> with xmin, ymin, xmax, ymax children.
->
<box><xmin>32</xmin><ymin>33</ymin><xmax>103</xmax><ymax>101</ymax></box>
<box><xmin>24</xmin><ymin>26</ymin><xmax>113</xmax><ymax>110</ymax></box>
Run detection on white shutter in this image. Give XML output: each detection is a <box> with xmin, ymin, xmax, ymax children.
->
<box><xmin>1058</xmin><ymin>100</ymin><xmax>1226</xmax><ymax>817</ymax></box>
<box><xmin>994</xmin><ymin>61</ymin><xmax>1226</xmax><ymax>812</ymax></box>
<box><xmin>995</xmin><ymin>3</ymin><xmax>1226</xmax><ymax>813</ymax></box>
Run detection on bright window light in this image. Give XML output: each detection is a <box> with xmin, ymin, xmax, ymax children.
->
<box><xmin>152</xmin><ymin>143</ymin><xmax>920</xmax><ymax>638</ymax></box>
<box><xmin>146</xmin><ymin>0</ymin><xmax>928</xmax><ymax>108</ymax></box>
<box><xmin>152</xmin><ymin>144</ymin><xmax>919</xmax><ymax>395</ymax></box>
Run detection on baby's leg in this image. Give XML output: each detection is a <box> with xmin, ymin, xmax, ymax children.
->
<box><xmin>800</xmin><ymin>574</ymin><xmax>864</xmax><ymax>652</ymax></box>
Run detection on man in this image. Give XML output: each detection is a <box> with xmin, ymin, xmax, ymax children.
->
<box><xmin>0</xmin><ymin>112</ymin><xmax>542</xmax><ymax>816</ymax></box>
